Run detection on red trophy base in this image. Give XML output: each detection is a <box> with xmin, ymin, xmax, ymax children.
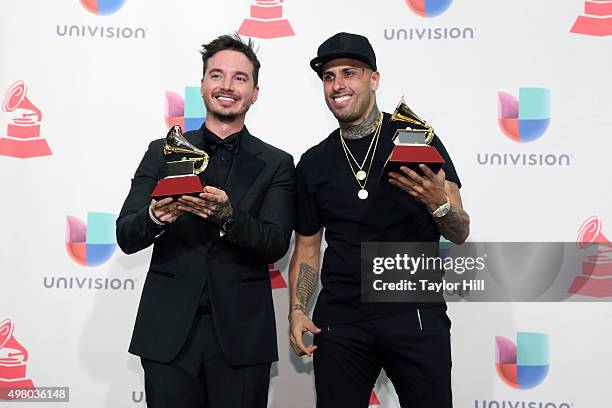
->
<box><xmin>151</xmin><ymin>175</ymin><xmax>204</xmax><ymax>200</ymax></box>
<box><xmin>571</xmin><ymin>16</ymin><xmax>612</xmax><ymax>36</ymax></box>
<box><xmin>568</xmin><ymin>259</ymin><xmax>612</xmax><ymax>297</ymax></box>
<box><xmin>238</xmin><ymin>19</ymin><xmax>294</xmax><ymax>39</ymax></box>
<box><xmin>0</xmin><ymin>137</ymin><xmax>51</xmax><ymax>158</ymax></box>
<box><xmin>568</xmin><ymin>275</ymin><xmax>612</xmax><ymax>297</ymax></box>
<box><xmin>380</xmin><ymin>145</ymin><xmax>445</xmax><ymax>181</ymax></box>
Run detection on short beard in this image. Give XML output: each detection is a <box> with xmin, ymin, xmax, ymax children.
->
<box><xmin>332</xmin><ymin>110</ymin><xmax>362</xmax><ymax>124</ymax></box>
<box><xmin>210</xmin><ymin>110</ymin><xmax>239</xmax><ymax>123</ymax></box>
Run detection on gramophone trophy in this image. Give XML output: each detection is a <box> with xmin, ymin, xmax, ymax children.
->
<box><xmin>570</xmin><ymin>0</ymin><xmax>612</xmax><ymax>37</ymax></box>
<box><xmin>0</xmin><ymin>80</ymin><xmax>51</xmax><ymax>158</ymax></box>
<box><xmin>237</xmin><ymin>0</ymin><xmax>295</xmax><ymax>39</ymax></box>
<box><xmin>0</xmin><ymin>319</ymin><xmax>35</xmax><ymax>394</ymax></box>
<box><xmin>380</xmin><ymin>97</ymin><xmax>445</xmax><ymax>181</ymax></box>
<box><xmin>150</xmin><ymin>125</ymin><xmax>209</xmax><ymax>199</ymax></box>
<box><xmin>568</xmin><ymin>216</ymin><xmax>612</xmax><ymax>297</ymax></box>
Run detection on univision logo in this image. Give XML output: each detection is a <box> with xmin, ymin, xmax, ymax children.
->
<box><xmin>384</xmin><ymin>0</ymin><xmax>475</xmax><ymax>41</ymax></box>
<box><xmin>477</xmin><ymin>87</ymin><xmax>571</xmax><ymax>167</ymax></box>
<box><xmin>56</xmin><ymin>0</ymin><xmax>147</xmax><ymax>40</ymax></box>
<box><xmin>495</xmin><ymin>332</ymin><xmax>549</xmax><ymax>389</ymax></box>
<box><xmin>80</xmin><ymin>0</ymin><xmax>126</xmax><ymax>16</ymax></box>
<box><xmin>42</xmin><ymin>212</ymin><xmax>135</xmax><ymax>291</ymax></box>
<box><xmin>498</xmin><ymin>88</ymin><xmax>550</xmax><ymax>143</ymax></box>
<box><xmin>165</xmin><ymin>86</ymin><xmax>206</xmax><ymax>131</ymax></box>
<box><xmin>405</xmin><ymin>0</ymin><xmax>453</xmax><ymax>17</ymax></box>
<box><xmin>65</xmin><ymin>212</ymin><xmax>116</xmax><ymax>266</ymax></box>
<box><xmin>474</xmin><ymin>333</ymin><xmax>573</xmax><ymax>408</ymax></box>
<box><xmin>475</xmin><ymin>401</ymin><xmax>572</xmax><ymax>408</ymax></box>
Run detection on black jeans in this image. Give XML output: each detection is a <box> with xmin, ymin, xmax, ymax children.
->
<box><xmin>313</xmin><ymin>306</ymin><xmax>452</xmax><ymax>408</ymax></box>
<box><xmin>141</xmin><ymin>313</ymin><xmax>271</xmax><ymax>408</ymax></box>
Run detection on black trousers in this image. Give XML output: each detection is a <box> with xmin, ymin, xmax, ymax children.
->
<box><xmin>141</xmin><ymin>313</ymin><xmax>271</xmax><ymax>408</ymax></box>
<box><xmin>313</xmin><ymin>306</ymin><xmax>452</xmax><ymax>408</ymax></box>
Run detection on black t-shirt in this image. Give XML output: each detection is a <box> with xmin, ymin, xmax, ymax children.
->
<box><xmin>296</xmin><ymin>112</ymin><xmax>461</xmax><ymax>325</ymax></box>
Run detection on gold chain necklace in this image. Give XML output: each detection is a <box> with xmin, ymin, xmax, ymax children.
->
<box><xmin>339</xmin><ymin>113</ymin><xmax>383</xmax><ymax>200</ymax></box>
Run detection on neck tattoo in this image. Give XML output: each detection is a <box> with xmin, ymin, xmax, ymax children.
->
<box><xmin>340</xmin><ymin>104</ymin><xmax>382</xmax><ymax>140</ymax></box>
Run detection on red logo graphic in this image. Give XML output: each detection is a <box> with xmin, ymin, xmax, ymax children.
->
<box><xmin>238</xmin><ymin>0</ymin><xmax>295</xmax><ymax>39</ymax></box>
<box><xmin>269</xmin><ymin>264</ymin><xmax>287</xmax><ymax>289</ymax></box>
<box><xmin>0</xmin><ymin>81</ymin><xmax>51</xmax><ymax>158</ymax></box>
<box><xmin>369</xmin><ymin>389</ymin><xmax>381</xmax><ymax>406</ymax></box>
<box><xmin>571</xmin><ymin>0</ymin><xmax>612</xmax><ymax>36</ymax></box>
<box><xmin>568</xmin><ymin>216</ymin><xmax>612</xmax><ymax>297</ymax></box>
<box><xmin>0</xmin><ymin>319</ymin><xmax>35</xmax><ymax>399</ymax></box>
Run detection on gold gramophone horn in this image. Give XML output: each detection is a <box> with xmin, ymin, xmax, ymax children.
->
<box><xmin>163</xmin><ymin>125</ymin><xmax>209</xmax><ymax>174</ymax></box>
<box><xmin>390</xmin><ymin>96</ymin><xmax>435</xmax><ymax>144</ymax></box>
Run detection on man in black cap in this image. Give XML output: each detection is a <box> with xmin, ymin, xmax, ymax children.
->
<box><xmin>287</xmin><ymin>32</ymin><xmax>470</xmax><ymax>407</ymax></box>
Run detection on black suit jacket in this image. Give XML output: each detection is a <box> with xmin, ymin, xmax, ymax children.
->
<box><xmin>116</xmin><ymin>126</ymin><xmax>295</xmax><ymax>366</ymax></box>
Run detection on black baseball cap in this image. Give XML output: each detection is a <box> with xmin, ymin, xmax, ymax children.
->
<box><xmin>310</xmin><ymin>32</ymin><xmax>377</xmax><ymax>78</ymax></box>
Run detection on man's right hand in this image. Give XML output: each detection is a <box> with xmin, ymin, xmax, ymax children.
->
<box><xmin>289</xmin><ymin>309</ymin><xmax>321</xmax><ymax>357</ymax></box>
<box><xmin>150</xmin><ymin>198</ymin><xmax>181</xmax><ymax>224</ymax></box>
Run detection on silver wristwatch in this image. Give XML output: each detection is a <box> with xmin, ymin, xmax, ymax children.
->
<box><xmin>432</xmin><ymin>196</ymin><xmax>451</xmax><ymax>218</ymax></box>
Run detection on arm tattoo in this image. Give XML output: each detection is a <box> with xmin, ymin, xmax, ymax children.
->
<box><xmin>295</xmin><ymin>262</ymin><xmax>319</xmax><ymax>310</ymax></box>
<box><xmin>340</xmin><ymin>103</ymin><xmax>381</xmax><ymax>140</ymax></box>
<box><xmin>434</xmin><ymin>204</ymin><xmax>470</xmax><ymax>244</ymax></box>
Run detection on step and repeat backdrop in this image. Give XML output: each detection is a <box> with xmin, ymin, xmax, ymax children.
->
<box><xmin>1</xmin><ymin>0</ymin><xmax>612</xmax><ymax>407</ymax></box>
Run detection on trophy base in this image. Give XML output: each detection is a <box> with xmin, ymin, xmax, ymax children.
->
<box><xmin>568</xmin><ymin>275</ymin><xmax>612</xmax><ymax>297</ymax></box>
<box><xmin>151</xmin><ymin>175</ymin><xmax>205</xmax><ymax>200</ymax></box>
<box><xmin>238</xmin><ymin>18</ymin><xmax>295</xmax><ymax>39</ymax></box>
<box><xmin>0</xmin><ymin>379</ymin><xmax>34</xmax><ymax>387</ymax></box>
<box><xmin>7</xmin><ymin>124</ymin><xmax>41</xmax><ymax>139</ymax></box>
<box><xmin>571</xmin><ymin>16</ymin><xmax>612</xmax><ymax>36</ymax></box>
<box><xmin>581</xmin><ymin>259</ymin><xmax>612</xmax><ymax>276</ymax></box>
<box><xmin>380</xmin><ymin>145</ymin><xmax>445</xmax><ymax>181</ymax></box>
<box><xmin>0</xmin><ymin>137</ymin><xmax>52</xmax><ymax>158</ymax></box>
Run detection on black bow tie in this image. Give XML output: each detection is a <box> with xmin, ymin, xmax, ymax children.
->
<box><xmin>203</xmin><ymin>134</ymin><xmax>239</xmax><ymax>154</ymax></box>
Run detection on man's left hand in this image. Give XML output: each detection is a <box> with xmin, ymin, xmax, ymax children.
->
<box><xmin>388</xmin><ymin>164</ymin><xmax>447</xmax><ymax>212</ymax></box>
<box><xmin>177</xmin><ymin>186</ymin><xmax>233</xmax><ymax>223</ymax></box>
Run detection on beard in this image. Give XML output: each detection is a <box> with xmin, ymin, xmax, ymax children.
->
<box><xmin>209</xmin><ymin>109</ymin><xmax>239</xmax><ymax>123</ymax></box>
<box><xmin>204</xmin><ymin>97</ymin><xmax>251</xmax><ymax>123</ymax></box>
<box><xmin>330</xmin><ymin>109</ymin><xmax>362</xmax><ymax>124</ymax></box>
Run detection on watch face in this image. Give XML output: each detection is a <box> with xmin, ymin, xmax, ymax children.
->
<box><xmin>433</xmin><ymin>200</ymin><xmax>451</xmax><ymax>218</ymax></box>
<box><xmin>222</xmin><ymin>218</ymin><xmax>234</xmax><ymax>232</ymax></box>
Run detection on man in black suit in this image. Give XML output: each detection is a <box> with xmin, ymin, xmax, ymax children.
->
<box><xmin>117</xmin><ymin>34</ymin><xmax>295</xmax><ymax>408</ymax></box>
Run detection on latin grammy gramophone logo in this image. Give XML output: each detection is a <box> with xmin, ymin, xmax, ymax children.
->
<box><xmin>0</xmin><ymin>81</ymin><xmax>51</xmax><ymax>158</ymax></box>
<box><xmin>238</xmin><ymin>0</ymin><xmax>295</xmax><ymax>39</ymax></box>
<box><xmin>570</xmin><ymin>0</ymin><xmax>612</xmax><ymax>36</ymax></box>
<box><xmin>568</xmin><ymin>216</ymin><xmax>612</xmax><ymax>297</ymax></box>
<box><xmin>0</xmin><ymin>319</ymin><xmax>35</xmax><ymax>398</ymax></box>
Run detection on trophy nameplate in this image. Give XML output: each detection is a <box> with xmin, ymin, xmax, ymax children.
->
<box><xmin>151</xmin><ymin>125</ymin><xmax>209</xmax><ymax>200</ymax></box>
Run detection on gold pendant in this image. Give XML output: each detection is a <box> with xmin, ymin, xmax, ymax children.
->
<box><xmin>356</xmin><ymin>170</ymin><xmax>367</xmax><ymax>181</ymax></box>
<box><xmin>358</xmin><ymin>189</ymin><xmax>368</xmax><ymax>200</ymax></box>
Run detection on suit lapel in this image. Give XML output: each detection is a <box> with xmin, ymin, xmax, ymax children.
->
<box><xmin>224</xmin><ymin>129</ymin><xmax>265</xmax><ymax>208</ymax></box>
